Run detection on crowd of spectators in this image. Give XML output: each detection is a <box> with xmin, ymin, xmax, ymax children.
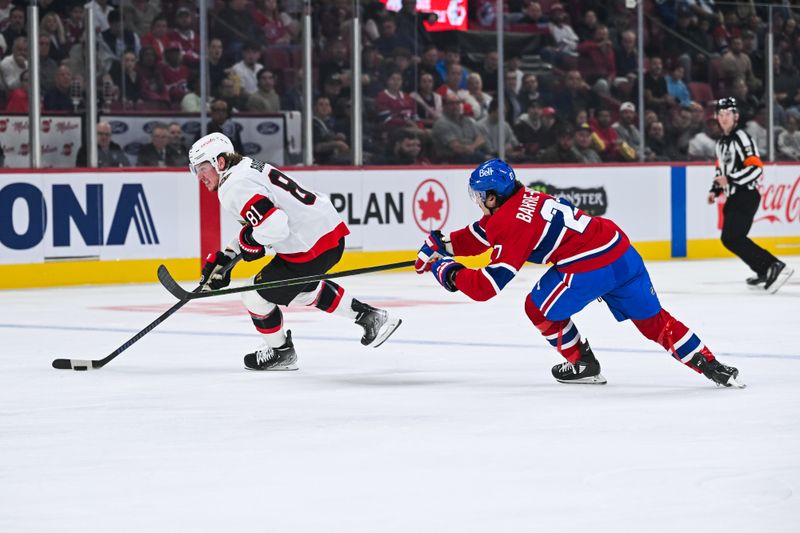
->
<box><xmin>0</xmin><ymin>0</ymin><xmax>798</xmax><ymax>167</ymax></box>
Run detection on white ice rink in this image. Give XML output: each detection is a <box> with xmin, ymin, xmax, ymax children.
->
<box><xmin>1</xmin><ymin>257</ymin><xmax>799</xmax><ymax>532</ymax></box>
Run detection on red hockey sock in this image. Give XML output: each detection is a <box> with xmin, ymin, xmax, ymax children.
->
<box><xmin>524</xmin><ymin>296</ymin><xmax>581</xmax><ymax>364</ymax></box>
<box><xmin>632</xmin><ymin>309</ymin><xmax>715</xmax><ymax>371</ymax></box>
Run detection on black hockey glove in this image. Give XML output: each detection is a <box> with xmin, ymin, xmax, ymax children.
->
<box><xmin>200</xmin><ymin>251</ymin><xmax>234</xmax><ymax>290</ymax></box>
<box><xmin>238</xmin><ymin>225</ymin><xmax>266</xmax><ymax>262</ymax></box>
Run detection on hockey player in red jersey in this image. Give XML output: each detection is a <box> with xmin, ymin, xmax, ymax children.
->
<box><xmin>189</xmin><ymin>133</ymin><xmax>401</xmax><ymax>370</ymax></box>
<box><xmin>416</xmin><ymin>159</ymin><xmax>745</xmax><ymax>388</ymax></box>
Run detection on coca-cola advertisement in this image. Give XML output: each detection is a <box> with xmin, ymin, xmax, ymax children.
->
<box><xmin>0</xmin><ymin>116</ymin><xmax>83</xmax><ymax>168</ymax></box>
<box><xmin>756</xmin><ymin>174</ymin><xmax>800</xmax><ymax>226</ymax></box>
<box><xmin>687</xmin><ymin>165</ymin><xmax>800</xmax><ymax>243</ymax></box>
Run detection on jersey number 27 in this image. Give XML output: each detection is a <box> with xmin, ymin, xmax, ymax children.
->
<box><xmin>540</xmin><ymin>198</ymin><xmax>590</xmax><ymax>233</ymax></box>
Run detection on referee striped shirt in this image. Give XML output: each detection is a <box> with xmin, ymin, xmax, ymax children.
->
<box><xmin>712</xmin><ymin>127</ymin><xmax>764</xmax><ymax>196</ymax></box>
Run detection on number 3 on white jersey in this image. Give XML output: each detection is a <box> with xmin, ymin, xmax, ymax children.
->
<box><xmin>540</xmin><ymin>198</ymin><xmax>590</xmax><ymax>233</ymax></box>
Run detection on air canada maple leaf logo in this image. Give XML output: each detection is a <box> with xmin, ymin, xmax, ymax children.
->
<box><xmin>418</xmin><ymin>187</ymin><xmax>443</xmax><ymax>221</ymax></box>
<box><xmin>412</xmin><ymin>179</ymin><xmax>449</xmax><ymax>232</ymax></box>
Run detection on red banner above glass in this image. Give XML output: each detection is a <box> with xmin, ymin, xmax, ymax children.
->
<box><xmin>381</xmin><ymin>0</ymin><xmax>469</xmax><ymax>32</ymax></box>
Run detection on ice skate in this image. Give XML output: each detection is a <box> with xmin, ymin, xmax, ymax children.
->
<box><xmin>244</xmin><ymin>330</ymin><xmax>298</xmax><ymax>371</ymax></box>
<box><xmin>688</xmin><ymin>353</ymin><xmax>745</xmax><ymax>388</ymax></box>
<box><xmin>745</xmin><ymin>274</ymin><xmax>766</xmax><ymax>288</ymax></box>
<box><xmin>763</xmin><ymin>261</ymin><xmax>794</xmax><ymax>294</ymax></box>
<box><xmin>551</xmin><ymin>340</ymin><xmax>607</xmax><ymax>384</ymax></box>
<box><xmin>352</xmin><ymin>299</ymin><xmax>401</xmax><ymax>348</ymax></box>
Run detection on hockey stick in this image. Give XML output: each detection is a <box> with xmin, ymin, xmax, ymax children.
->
<box><xmin>52</xmin><ymin>256</ymin><xmax>242</xmax><ymax>371</ymax></box>
<box><xmin>157</xmin><ymin>259</ymin><xmax>416</xmax><ymax>301</ymax></box>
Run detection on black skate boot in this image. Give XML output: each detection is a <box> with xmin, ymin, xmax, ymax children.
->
<box><xmin>688</xmin><ymin>353</ymin><xmax>745</xmax><ymax>388</ymax></box>
<box><xmin>551</xmin><ymin>340</ymin><xmax>607</xmax><ymax>384</ymax></box>
<box><xmin>763</xmin><ymin>260</ymin><xmax>794</xmax><ymax>294</ymax></box>
<box><xmin>352</xmin><ymin>299</ymin><xmax>402</xmax><ymax>348</ymax></box>
<box><xmin>244</xmin><ymin>330</ymin><xmax>298</xmax><ymax>371</ymax></box>
<box><xmin>745</xmin><ymin>274</ymin><xmax>766</xmax><ymax>288</ymax></box>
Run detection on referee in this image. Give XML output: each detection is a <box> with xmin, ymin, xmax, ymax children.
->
<box><xmin>708</xmin><ymin>97</ymin><xmax>793</xmax><ymax>293</ymax></box>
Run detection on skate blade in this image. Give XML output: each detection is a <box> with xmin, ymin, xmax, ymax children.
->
<box><xmin>244</xmin><ymin>364</ymin><xmax>299</xmax><ymax>371</ymax></box>
<box><xmin>371</xmin><ymin>318</ymin><xmax>402</xmax><ymax>348</ymax></box>
<box><xmin>767</xmin><ymin>267</ymin><xmax>794</xmax><ymax>294</ymax></box>
<box><xmin>723</xmin><ymin>375</ymin><xmax>746</xmax><ymax>389</ymax></box>
<box><xmin>555</xmin><ymin>373</ymin><xmax>607</xmax><ymax>385</ymax></box>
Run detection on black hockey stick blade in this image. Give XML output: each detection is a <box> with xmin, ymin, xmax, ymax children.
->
<box><xmin>52</xmin><ymin>358</ymin><xmax>104</xmax><ymax>371</ymax></box>
<box><xmin>52</xmin><ymin>256</ymin><xmax>242</xmax><ymax>371</ymax></box>
<box><xmin>158</xmin><ymin>263</ymin><xmax>191</xmax><ymax>299</ymax></box>
<box><xmin>157</xmin><ymin>260</ymin><xmax>416</xmax><ymax>301</ymax></box>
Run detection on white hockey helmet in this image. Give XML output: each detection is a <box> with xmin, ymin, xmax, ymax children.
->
<box><xmin>188</xmin><ymin>132</ymin><xmax>235</xmax><ymax>176</ymax></box>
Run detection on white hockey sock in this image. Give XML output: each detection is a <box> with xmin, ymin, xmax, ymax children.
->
<box><xmin>291</xmin><ymin>281</ymin><xmax>358</xmax><ymax>320</ymax></box>
<box><xmin>243</xmin><ymin>291</ymin><xmax>286</xmax><ymax>348</ymax></box>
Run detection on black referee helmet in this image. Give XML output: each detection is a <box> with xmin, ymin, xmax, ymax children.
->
<box><xmin>715</xmin><ymin>97</ymin><xmax>738</xmax><ymax>113</ymax></box>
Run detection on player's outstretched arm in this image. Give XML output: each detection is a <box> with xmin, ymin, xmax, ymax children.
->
<box><xmin>449</xmin><ymin>219</ymin><xmax>492</xmax><ymax>257</ymax></box>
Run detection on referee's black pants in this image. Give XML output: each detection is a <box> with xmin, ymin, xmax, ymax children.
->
<box><xmin>721</xmin><ymin>188</ymin><xmax>776</xmax><ymax>275</ymax></box>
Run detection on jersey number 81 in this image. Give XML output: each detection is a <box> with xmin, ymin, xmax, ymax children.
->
<box><xmin>268</xmin><ymin>168</ymin><xmax>316</xmax><ymax>205</ymax></box>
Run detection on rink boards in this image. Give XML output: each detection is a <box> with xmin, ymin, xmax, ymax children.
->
<box><xmin>1</xmin><ymin>163</ymin><xmax>798</xmax><ymax>288</ymax></box>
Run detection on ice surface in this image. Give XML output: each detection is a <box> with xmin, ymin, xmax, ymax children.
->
<box><xmin>1</xmin><ymin>258</ymin><xmax>799</xmax><ymax>532</ymax></box>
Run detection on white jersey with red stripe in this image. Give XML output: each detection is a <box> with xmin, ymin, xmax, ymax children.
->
<box><xmin>218</xmin><ymin>157</ymin><xmax>349</xmax><ymax>262</ymax></box>
<box><xmin>449</xmin><ymin>186</ymin><xmax>630</xmax><ymax>301</ymax></box>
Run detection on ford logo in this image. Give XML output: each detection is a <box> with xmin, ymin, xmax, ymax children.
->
<box><xmin>257</xmin><ymin>122</ymin><xmax>280</xmax><ymax>135</ymax></box>
<box><xmin>110</xmin><ymin>121</ymin><xmax>128</xmax><ymax>134</ymax></box>
<box><xmin>243</xmin><ymin>142</ymin><xmax>261</xmax><ymax>155</ymax></box>
<box><xmin>143</xmin><ymin>121</ymin><xmax>163</xmax><ymax>133</ymax></box>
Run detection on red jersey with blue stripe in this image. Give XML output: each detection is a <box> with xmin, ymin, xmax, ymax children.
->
<box><xmin>449</xmin><ymin>186</ymin><xmax>630</xmax><ymax>301</ymax></box>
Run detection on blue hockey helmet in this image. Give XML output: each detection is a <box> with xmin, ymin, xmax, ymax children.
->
<box><xmin>468</xmin><ymin>159</ymin><xmax>517</xmax><ymax>204</ymax></box>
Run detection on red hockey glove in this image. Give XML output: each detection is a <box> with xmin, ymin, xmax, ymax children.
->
<box><xmin>415</xmin><ymin>230</ymin><xmax>451</xmax><ymax>274</ymax></box>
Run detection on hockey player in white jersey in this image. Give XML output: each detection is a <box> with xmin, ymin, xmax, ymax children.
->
<box><xmin>189</xmin><ymin>133</ymin><xmax>401</xmax><ymax>370</ymax></box>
